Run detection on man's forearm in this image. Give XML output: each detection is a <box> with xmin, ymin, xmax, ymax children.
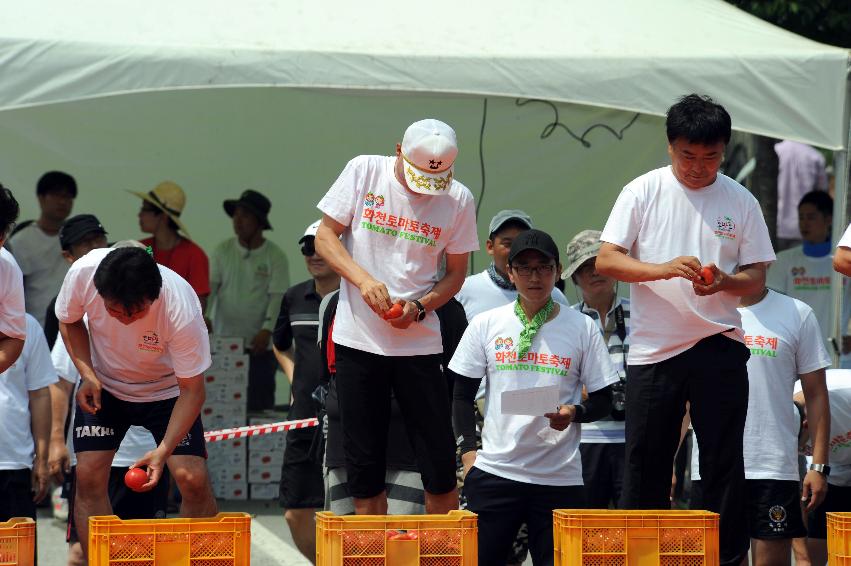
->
<box><xmin>160</xmin><ymin>381</ymin><xmax>205</xmax><ymax>455</ymax></box>
<box><xmin>719</xmin><ymin>264</ymin><xmax>767</xmax><ymax>297</ymax></box>
<box><xmin>418</xmin><ymin>266</ymin><xmax>466</xmax><ymax>312</ymax></box>
<box><xmin>316</xmin><ymin>223</ymin><xmax>373</xmax><ymax>288</ymax></box>
<box><xmin>596</xmin><ymin>246</ymin><xmax>663</xmax><ymax>283</ymax></box>
<box><xmin>48</xmin><ymin>381</ymin><xmax>72</xmax><ymax>444</ymax></box>
<box><xmin>805</xmin><ymin>386</ymin><xmax>831</xmax><ymax>465</ymax></box>
<box><xmin>59</xmin><ymin>321</ymin><xmax>98</xmax><ymax>382</ymax></box>
<box><xmin>273</xmin><ymin>345</ymin><xmax>295</xmax><ymax>384</ymax></box>
<box><xmin>0</xmin><ymin>336</ymin><xmax>24</xmax><ymax>375</ymax></box>
<box><xmin>29</xmin><ymin>388</ymin><xmax>52</xmax><ymax>462</ymax></box>
<box><xmin>834</xmin><ymin>247</ymin><xmax>851</xmax><ymax>277</ymax></box>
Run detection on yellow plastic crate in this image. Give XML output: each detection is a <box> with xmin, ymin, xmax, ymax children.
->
<box><xmin>316</xmin><ymin>510</ymin><xmax>477</xmax><ymax>566</ymax></box>
<box><xmin>88</xmin><ymin>512</ymin><xmax>250</xmax><ymax>566</ymax></box>
<box><xmin>553</xmin><ymin>509</ymin><xmax>719</xmax><ymax>566</ymax></box>
<box><xmin>0</xmin><ymin>518</ymin><xmax>34</xmax><ymax>566</ymax></box>
<box><xmin>828</xmin><ymin>512</ymin><xmax>851</xmax><ymax>565</ymax></box>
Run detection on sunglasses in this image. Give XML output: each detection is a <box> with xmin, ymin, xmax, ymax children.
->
<box><xmin>301</xmin><ymin>242</ymin><xmax>316</xmax><ymax>257</ymax></box>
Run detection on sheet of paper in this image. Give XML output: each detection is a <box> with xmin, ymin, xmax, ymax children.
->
<box><xmin>500</xmin><ymin>384</ymin><xmax>560</xmax><ymax>416</ymax></box>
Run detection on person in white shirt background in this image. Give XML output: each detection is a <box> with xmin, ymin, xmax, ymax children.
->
<box><xmin>0</xmin><ymin>185</ymin><xmax>26</xmax><ymax>374</ymax></box>
<box><xmin>0</xmin><ymin>314</ymin><xmax>57</xmax><ymax>522</ymax></box>
<box><xmin>7</xmin><ymin>171</ymin><xmax>77</xmax><ymax>327</ymax></box>
<box><xmin>55</xmin><ymin>246</ymin><xmax>216</xmax><ymax>559</ymax></box>
<box><xmin>450</xmin><ymin>228</ymin><xmax>618</xmax><ymax>566</ymax></box>
<box><xmin>596</xmin><ymin>94</ymin><xmax>776</xmax><ymax>565</ymax></box>
<box><xmin>315</xmin><ymin>118</ymin><xmax>478</xmax><ymax>515</ymax></box>
<box><xmin>794</xmin><ymin>369</ymin><xmax>851</xmax><ymax>566</ymax></box>
<box><xmin>774</xmin><ymin>140</ymin><xmax>828</xmax><ymax>251</ymax></box>
<box><xmin>563</xmin><ymin>229</ymin><xmax>631</xmax><ymax>510</ymax></box>
<box><xmin>767</xmin><ymin>190</ymin><xmax>850</xmax><ymax>362</ymax></box>
<box><xmin>689</xmin><ymin>284</ymin><xmax>831</xmax><ymax>566</ymax></box>
<box><xmin>456</xmin><ymin>209</ymin><xmax>569</xmax><ymax>321</ymax></box>
<box><xmin>209</xmin><ymin>189</ymin><xmax>288</xmax><ymax>411</ymax></box>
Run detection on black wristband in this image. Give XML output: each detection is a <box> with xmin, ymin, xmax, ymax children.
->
<box><xmin>412</xmin><ymin>299</ymin><xmax>426</xmax><ymax>322</ymax></box>
<box><xmin>574</xmin><ymin>404</ymin><xmax>586</xmax><ymax>421</ymax></box>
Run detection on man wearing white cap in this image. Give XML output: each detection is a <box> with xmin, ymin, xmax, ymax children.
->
<box><xmin>315</xmin><ymin>118</ymin><xmax>479</xmax><ymax>514</ymax></box>
<box><xmin>272</xmin><ymin>220</ymin><xmax>339</xmax><ymax>560</ymax></box>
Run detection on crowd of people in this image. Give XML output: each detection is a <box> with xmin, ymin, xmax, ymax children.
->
<box><xmin>0</xmin><ymin>93</ymin><xmax>849</xmax><ymax>566</ymax></box>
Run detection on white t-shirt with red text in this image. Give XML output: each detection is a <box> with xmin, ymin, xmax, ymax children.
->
<box><xmin>601</xmin><ymin>166</ymin><xmax>775</xmax><ymax>364</ymax></box>
<box><xmin>318</xmin><ymin>155</ymin><xmax>479</xmax><ymax>356</ymax></box>
<box><xmin>0</xmin><ymin>248</ymin><xmax>27</xmax><ymax>341</ymax></box>
<box><xmin>55</xmin><ymin>248</ymin><xmax>211</xmax><ymax>402</ymax></box>
<box><xmin>449</xmin><ymin>303</ymin><xmax>618</xmax><ymax>486</ymax></box>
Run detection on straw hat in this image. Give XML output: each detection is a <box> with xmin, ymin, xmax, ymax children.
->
<box><xmin>130</xmin><ymin>181</ymin><xmax>191</xmax><ymax>238</ymax></box>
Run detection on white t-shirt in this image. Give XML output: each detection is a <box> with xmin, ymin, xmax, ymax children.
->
<box><xmin>766</xmin><ymin>245</ymin><xmax>850</xmax><ymax>345</ymax></box>
<box><xmin>448</xmin><ymin>303</ymin><xmax>619</xmax><ymax>486</ymax></box>
<box><xmin>55</xmin><ymin>247</ymin><xmax>212</xmax><ymax>402</ymax></box>
<box><xmin>795</xmin><ymin>369</ymin><xmax>851</xmax><ymax>487</ymax></box>
<box><xmin>0</xmin><ymin>248</ymin><xmax>26</xmax><ymax>341</ymax></box>
<box><xmin>318</xmin><ymin>155</ymin><xmax>479</xmax><ymax>356</ymax></box>
<box><xmin>0</xmin><ymin>315</ymin><xmax>58</xmax><ymax>470</ymax></box>
<box><xmin>839</xmin><ymin>224</ymin><xmax>851</xmax><ymax>250</ymax></box>
<box><xmin>456</xmin><ymin>270</ymin><xmax>569</xmax><ymax>322</ymax></box>
<box><xmin>51</xmin><ymin>331</ymin><xmax>156</xmax><ymax>467</ymax></box>
<box><xmin>8</xmin><ymin>224</ymin><xmax>69</xmax><ymax>327</ymax></box>
<box><xmin>691</xmin><ymin>291</ymin><xmax>830</xmax><ymax>481</ymax></box>
<box><xmin>601</xmin><ymin>166</ymin><xmax>776</xmax><ymax>364</ymax></box>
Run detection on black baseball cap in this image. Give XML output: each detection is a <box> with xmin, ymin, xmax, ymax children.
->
<box><xmin>59</xmin><ymin>214</ymin><xmax>107</xmax><ymax>251</ymax></box>
<box><xmin>508</xmin><ymin>229</ymin><xmax>559</xmax><ymax>265</ymax></box>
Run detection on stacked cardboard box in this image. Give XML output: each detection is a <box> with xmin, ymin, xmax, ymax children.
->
<box><xmin>204</xmin><ymin>337</ymin><xmax>249</xmax><ymax>500</ymax></box>
<box><xmin>247</xmin><ymin>412</ymin><xmax>287</xmax><ymax>500</ymax></box>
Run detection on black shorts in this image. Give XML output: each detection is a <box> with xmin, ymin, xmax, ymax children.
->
<box><xmin>807</xmin><ymin>483</ymin><xmax>851</xmax><ymax>539</ymax></box>
<box><xmin>0</xmin><ymin>469</ymin><xmax>36</xmax><ymax>522</ymax></box>
<box><xmin>67</xmin><ymin>465</ymin><xmax>171</xmax><ymax>543</ymax></box>
<box><xmin>279</xmin><ymin>427</ymin><xmax>324</xmax><ymax>509</ymax></box>
<box><xmin>692</xmin><ymin>479</ymin><xmax>806</xmax><ymax>540</ymax></box>
<box><xmin>335</xmin><ymin>344</ymin><xmax>456</xmax><ymax>498</ymax></box>
<box><xmin>72</xmin><ymin>389</ymin><xmax>207</xmax><ymax>458</ymax></box>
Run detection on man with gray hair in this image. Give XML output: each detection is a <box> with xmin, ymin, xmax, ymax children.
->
<box><xmin>563</xmin><ymin>229</ymin><xmax>630</xmax><ymax>509</ymax></box>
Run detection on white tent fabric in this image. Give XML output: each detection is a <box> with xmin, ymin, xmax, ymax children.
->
<box><xmin>1</xmin><ymin>0</ymin><xmax>848</xmax><ymax>148</ymax></box>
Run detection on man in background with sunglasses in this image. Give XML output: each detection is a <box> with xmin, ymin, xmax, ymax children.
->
<box><xmin>272</xmin><ymin>219</ymin><xmax>339</xmax><ymax>562</ymax></box>
<box><xmin>209</xmin><ymin>189</ymin><xmax>288</xmax><ymax>411</ymax></box>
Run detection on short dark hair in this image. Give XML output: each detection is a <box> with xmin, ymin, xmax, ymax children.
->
<box><xmin>666</xmin><ymin>94</ymin><xmax>731</xmax><ymax>146</ymax></box>
<box><xmin>37</xmin><ymin>171</ymin><xmax>78</xmax><ymax>198</ymax></box>
<box><xmin>94</xmin><ymin>247</ymin><xmax>162</xmax><ymax>311</ymax></box>
<box><xmin>488</xmin><ymin>220</ymin><xmax>530</xmax><ymax>242</ymax></box>
<box><xmin>799</xmin><ymin>190</ymin><xmax>833</xmax><ymax>217</ymax></box>
<box><xmin>0</xmin><ymin>184</ymin><xmax>20</xmax><ymax>237</ymax></box>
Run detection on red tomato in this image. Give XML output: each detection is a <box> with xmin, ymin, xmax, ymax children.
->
<box><xmin>389</xmin><ymin>533</ymin><xmax>408</xmax><ymax>541</ymax></box>
<box><xmin>699</xmin><ymin>266</ymin><xmax>714</xmax><ymax>285</ymax></box>
<box><xmin>386</xmin><ymin>530</ymin><xmax>399</xmax><ymax>540</ymax></box>
<box><xmin>124</xmin><ymin>467</ymin><xmax>148</xmax><ymax>492</ymax></box>
<box><xmin>383</xmin><ymin>303</ymin><xmax>404</xmax><ymax>320</ymax></box>
<box><xmin>406</xmin><ymin>530</ymin><xmax>419</xmax><ymax>540</ymax></box>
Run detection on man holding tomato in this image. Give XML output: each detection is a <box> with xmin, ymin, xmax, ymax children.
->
<box><xmin>596</xmin><ymin>94</ymin><xmax>776</xmax><ymax>565</ymax></box>
<box><xmin>55</xmin><ymin>246</ymin><xmax>217</xmax><ymax>558</ymax></box>
<box><xmin>315</xmin><ymin>118</ymin><xmax>479</xmax><ymax>515</ymax></box>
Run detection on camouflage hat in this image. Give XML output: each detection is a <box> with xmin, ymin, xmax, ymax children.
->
<box><xmin>562</xmin><ymin>229</ymin><xmax>602</xmax><ymax>280</ymax></box>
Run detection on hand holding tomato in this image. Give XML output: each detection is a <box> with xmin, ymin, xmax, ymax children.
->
<box><xmin>692</xmin><ymin>263</ymin><xmax>725</xmax><ymax>296</ymax></box>
<box><xmin>124</xmin><ymin>467</ymin><xmax>148</xmax><ymax>492</ymax></box>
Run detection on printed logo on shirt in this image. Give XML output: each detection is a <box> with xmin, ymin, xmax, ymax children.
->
<box><xmin>829</xmin><ymin>430</ymin><xmax>851</xmax><ymax>454</ymax></box>
<box><xmin>744</xmin><ymin>334</ymin><xmax>778</xmax><ymax>357</ymax></box>
<box><xmin>255</xmin><ymin>264</ymin><xmax>270</xmax><ymax>279</ymax></box>
<box><xmin>768</xmin><ymin>505</ymin><xmax>788</xmax><ymax>533</ymax></box>
<box><xmin>790</xmin><ymin>267</ymin><xmax>830</xmax><ymax>290</ymax></box>
<box><xmin>364</xmin><ymin>193</ymin><xmax>385</xmax><ymax>208</ymax></box>
<box><xmin>494</xmin><ymin>346</ymin><xmax>572</xmax><ymax>376</ymax></box>
<box><xmin>138</xmin><ymin>330</ymin><xmax>164</xmax><ymax>353</ymax></box>
<box><xmin>75</xmin><ymin>425</ymin><xmax>115</xmax><ymax>438</ymax></box>
<box><xmin>714</xmin><ymin>216</ymin><xmax>737</xmax><ymax>240</ymax></box>
<box><xmin>494</xmin><ymin>337</ymin><xmax>514</xmax><ymax>351</ymax></box>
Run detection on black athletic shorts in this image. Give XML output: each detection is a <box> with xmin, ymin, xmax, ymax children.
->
<box><xmin>692</xmin><ymin>479</ymin><xmax>806</xmax><ymax>540</ymax></box>
<box><xmin>335</xmin><ymin>344</ymin><xmax>456</xmax><ymax>498</ymax></box>
<box><xmin>0</xmin><ymin>469</ymin><xmax>36</xmax><ymax>522</ymax></box>
<box><xmin>807</xmin><ymin>483</ymin><xmax>851</xmax><ymax>539</ymax></box>
<box><xmin>67</xmin><ymin>465</ymin><xmax>170</xmax><ymax>543</ymax></box>
<box><xmin>72</xmin><ymin>389</ymin><xmax>207</xmax><ymax>458</ymax></box>
<box><xmin>279</xmin><ymin>427</ymin><xmax>324</xmax><ymax>509</ymax></box>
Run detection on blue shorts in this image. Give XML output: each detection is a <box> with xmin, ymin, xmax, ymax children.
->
<box><xmin>72</xmin><ymin>388</ymin><xmax>207</xmax><ymax>458</ymax></box>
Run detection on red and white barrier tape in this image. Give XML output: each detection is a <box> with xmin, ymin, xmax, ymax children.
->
<box><xmin>204</xmin><ymin>417</ymin><xmax>319</xmax><ymax>443</ymax></box>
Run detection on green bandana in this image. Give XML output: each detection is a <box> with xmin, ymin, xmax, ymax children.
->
<box><xmin>514</xmin><ymin>297</ymin><xmax>554</xmax><ymax>358</ymax></box>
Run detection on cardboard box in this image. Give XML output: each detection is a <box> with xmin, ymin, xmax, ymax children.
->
<box><xmin>246</xmin><ymin>414</ymin><xmax>289</xmax><ymax>451</ymax></box>
<box><xmin>205</xmin><ymin>382</ymin><xmax>247</xmax><ymax>404</ymax></box>
<box><xmin>248</xmin><ymin>463</ymin><xmax>282</xmax><ymax>483</ymax></box>
<box><xmin>216</xmin><ymin>353</ymin><xmax>250</xmax><ymax>373</ymax></box>
<box><xmin>212</xmin><ymin>480</ymin><xmax>248</xmax><ymax>500</ymax></box>
<box><xmin>203</xmin><ymin>370</ymin><xmax>248</xmax><ymax>389</ymax></box>
<box><xmin>207</xmin><ymin>444</ymin><xmax>247</xmax><ymax>467</ymax></box>
<box><xmin>204</xmin><ymin>414</ymin><xmax>246</xmax><ymax>432</ymax></box>
<box><xmin>208</xmin><ymin>464</ymin><xmax>246</xmax><ymax>483</ymax></box>
<box><xmin>248</xmin><ymin>450</ymin><xmax>284</xmax><ymax>467</ymax></box>
<box><xmin>250</xmin><ymin>483</ymin><xmax>279</xmax><ymax>500</ymax></box>
<box><xmin>212</xmin><ymin>336</ymin><xmax>244</xmax><ymax>355</ymax></box>
<box><xmin>202</xmin><ymin>402</ymin><xmax>247</xmax><ymax>422</ymax></box>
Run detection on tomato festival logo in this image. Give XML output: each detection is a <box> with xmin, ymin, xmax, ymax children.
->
<box><xmin>744</xmin><ymin>334</ymin><xmax>779</xmax><ymax>357</ymax></box>
<box><xmin>494</xmin><ymin>337</ymin><xmax>514</xmax><ymax>351</ymax></box>
<box><xmin>364</xmin><ymin>193</ymin><xmax>385</xmax><ymax>208</ymax></box>
<box><xmin>138</xmin><ymin>330</ymin><xmax>164</xmax><ymax>353</ymax></box>
<box><xmin>494</xmin><ymin>342</ymin><xmax>572</xmax><ymax>376</ymax></box>
<box><xmin>790</xmin><ymin>266</ymin><xmax>830</xmax><ymax>290</ymax></box>
<box><xmin>714</xmin><ymin>216</ymin><xmax>737</xmax><ymax>240</ymax></box>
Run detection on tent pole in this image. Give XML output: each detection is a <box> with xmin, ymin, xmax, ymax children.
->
<box><xmin>831</xmin><ymin>144</ymin><xmax>849</xmax><ymax>367</ymax></box>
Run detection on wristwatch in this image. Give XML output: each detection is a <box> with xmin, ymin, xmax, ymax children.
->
<box><xmin>412</xmin><ymin>300</ymin><xmax>427</xmax><ymax>322</ymax></box>
<box><xmin>809</xmin><ymin>463</ymin><xmax>831</xmax><ymax>477</ymax></box>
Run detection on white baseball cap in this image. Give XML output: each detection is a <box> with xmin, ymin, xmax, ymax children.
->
<box><xmin>299</xmin><ymin>220</ymin><xmax>321</xmax><ymax>243</ymax></box>
<box><xmin>400</xmin><ymin>119</ymin><xmax>458</xmax><ymax>196</ymax></box>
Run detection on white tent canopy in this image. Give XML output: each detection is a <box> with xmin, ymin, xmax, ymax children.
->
<box><xmin>1</xmin><ymin>0</ymin><xmax>849</xmax><ymax>149</ymax></box>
